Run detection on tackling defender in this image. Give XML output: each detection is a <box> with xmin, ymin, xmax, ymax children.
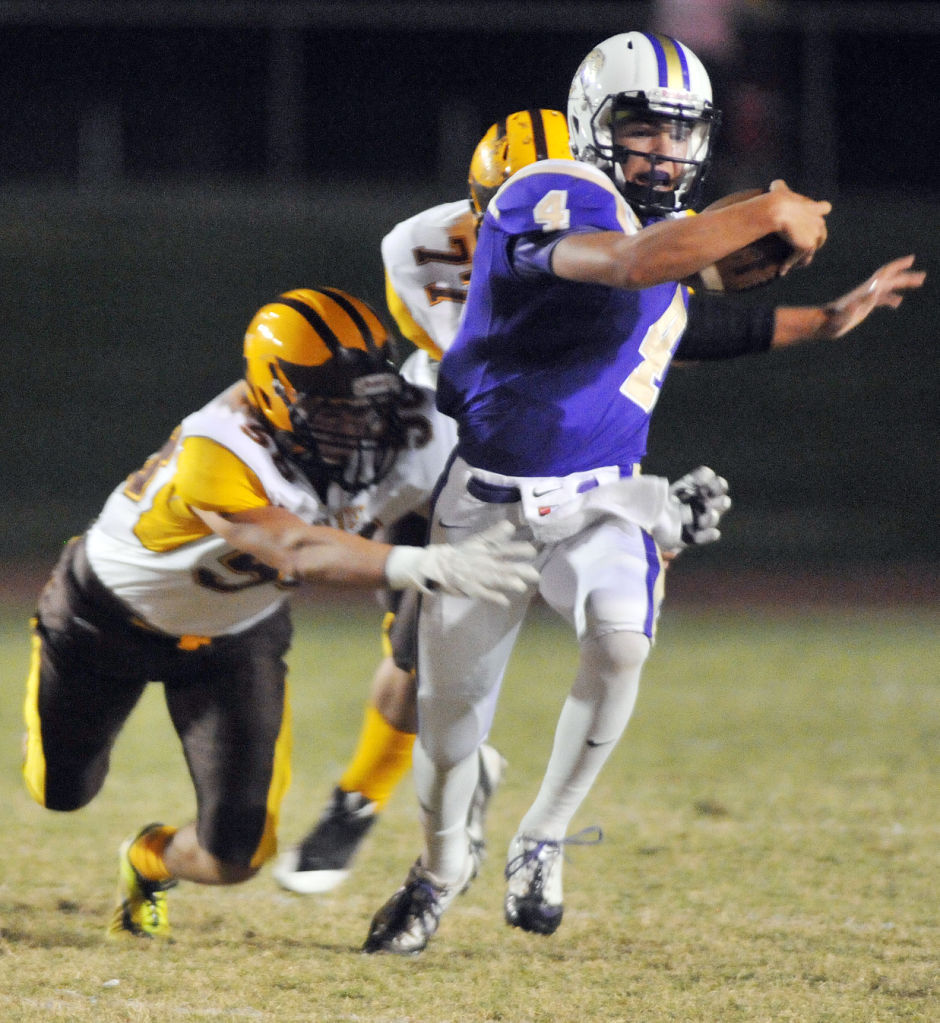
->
<box><xmin>22</xmin><ymin>287</ymin><xmax>538</xmax><ymax>940</ymax></box>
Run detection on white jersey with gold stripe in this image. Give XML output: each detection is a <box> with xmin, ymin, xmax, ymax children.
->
<box><xmin>381</xmin><ymin>198</ymin><xmax>472</xmax><ymax>448</ymax></box>
<box><xmin>85</xmin><ymin>382</ymin><xmax>438</xmax><ymax>637</ymax></box>
<box><xmin>381</xmin><ymin>199</ymin><xmax>476</xmax><ymax>367</ymax></box>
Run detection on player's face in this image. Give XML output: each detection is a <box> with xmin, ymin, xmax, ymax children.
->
<box><xmin>303</xmin><ymin>396</ymin><xmax>395</xmax><ymax>465</ymax></box>
<box><xmin>613</xmin><ymin>115</ymin><xmax>692</xmax><ymax>194</ymax></box>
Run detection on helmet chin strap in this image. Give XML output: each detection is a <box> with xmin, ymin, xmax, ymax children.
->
<box><xmin>606</xmin><ymin>169</ymin><xmax>678</xmax><ymax>220</ymax></box>
<box><xmin>621</xmin><ymin>178</ymin><xmax>678</xmax><ymax>218</ymax></box>
<box><xmin>607</xmin><ymin>150</ymin><xmax>681</xmax><ymax>218</ymax></box>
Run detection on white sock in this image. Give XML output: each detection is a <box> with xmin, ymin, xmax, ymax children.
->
<box><xmin>412</xmin><ymin>739</ymin><xmax>478</xmax><ymax>883</ymax></box>
<box><xmin>517</xmin><ymin>630</ymin><xmax>648</xmax><ymax>839</ymax></box>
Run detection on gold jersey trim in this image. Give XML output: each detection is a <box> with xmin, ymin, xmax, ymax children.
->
<box><xmin>133</xmin><ymin>436</ymin><xmax>268</xmax><ymax>553</ymax></box>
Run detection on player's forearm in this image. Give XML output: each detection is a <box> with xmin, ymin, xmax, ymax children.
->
<box><xmin>770</xmin><ymin>306</ymin><xmax>830</xmax><ymax>347</ymax></box>
<box><xmin>553</xmin><ymin>195</ymin><xmax>783</xmax><ymax>290</ymax></box>
<box><xmin>195</xmin><ymin>506</ymin><xmax>393</xmax><ymax>587</ymax></box>
<box><xmin>282</xmin><ymin>528</ymin><xmax>394</xmax><ymax>586</ymax></box>
<box><xmin>629</xmin><ymin>187</ymin><xmax>831</xmax><ymax>288</ymax></box>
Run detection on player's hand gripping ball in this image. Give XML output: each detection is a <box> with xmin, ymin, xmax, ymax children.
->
<box><xmin>692</xmin><ymin>189</ymin><xmax>796</xmax><ymax>293</ymax></box>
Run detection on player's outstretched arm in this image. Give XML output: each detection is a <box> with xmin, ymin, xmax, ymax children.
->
<box><xmin>385</xmin><ymin>522</ymin><xmax>539</xmax><ymax>606</ymax></box>
<box><xmin>194</xmin><ymin>505</ymin><xmax>393</xmax><ymax>586</ymax></box>
<box><xmin>194</xmin><ymin>507</ymin><xmax>538</xmax><ymax>605</ymax></box>
<box><xmin>551</xmin><ymin>181</ymin><xmax>830</xmax><ymax>291</ymax></box>
<box><xmin>771</xmin><ymin>254</ymin><xmax>926</xmax><ymax>346</ymax></box>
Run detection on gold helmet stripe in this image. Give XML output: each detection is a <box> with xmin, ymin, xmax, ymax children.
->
<box><xmin>274</xmin><ymin>294</ymin><xmax>345</xmax><ymax>357</ymax></box>
<box><xmin>320</xmin><ymin>287</ymin><xmax>384</xmax><ymax>357</ymax></box>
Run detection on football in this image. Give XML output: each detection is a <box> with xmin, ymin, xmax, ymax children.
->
<box><xmin>692</xmin><ymin>188</ymin><xmax>795</xmax><ymax>293</ymax></box>
<box><xmin>696</xmin><ymin>232</ymin><xmax>795</xmax><ymax>293</ymax></box>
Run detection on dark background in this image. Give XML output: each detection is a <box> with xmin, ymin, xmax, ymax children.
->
<box><xmin>1</xmin><ymin>1</ymin><xmax>937</xmax><ymax>582</ymax></box>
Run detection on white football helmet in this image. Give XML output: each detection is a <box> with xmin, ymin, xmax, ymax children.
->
<box><xmin>567</xmin><ymin>31</ymin><xmax>720</xmax><ymax>216</ymax></box>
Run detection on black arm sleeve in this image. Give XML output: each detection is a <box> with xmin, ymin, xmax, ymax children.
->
<box><xmin>676</xmin><ymin>293</ymin><xmax>776</xmax><ymax>360</ymax></box>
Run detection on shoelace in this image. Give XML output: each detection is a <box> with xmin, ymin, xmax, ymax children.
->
<box><xmin>412</xmin><ymin>880</ymin><xmax>443</xmax><ymax>910</ymax></box>
<box><xmin>504</xmin><ymin>825</ymin><xmax>604</xmax><ymax>879</ymax></box>
<box><xmin>407</xmin><ymin>865</ymin><xmax>454</xmax><ymax>906</ymax></box>
<box><xmin>143</xmin><ymin>894</ymin><xmax>163</xmax><ymax>928</ymax></box>
<box><xmin>389</xmin><ymin>876</ymin><xmax>447</xmax><ymax>939</ymax></box>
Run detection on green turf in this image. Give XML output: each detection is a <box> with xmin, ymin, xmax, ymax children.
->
<box><xmin>0</xmin><ymin>594</ymin><xmax>937</xmax><ymax>1022</ymax></box>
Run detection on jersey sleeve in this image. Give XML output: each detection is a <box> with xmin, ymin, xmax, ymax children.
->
<box><xmin>487</xmin><ymin>159</ymin><xmax>639</xmax><ymax>238</ymax></box>
<box><xmin>384</xmin><ymin>269</ymin><xmax>444</xmax><ymax>359</ymax></box>
<box><xmin>173</xmin><ymin>435</ymin><xmax>270</xmax><ymax>514</ymax></box>
<box><xmin>507</xmin><ymin>226</ymin><xmax>596</xmax><ymax>279</ymax></box>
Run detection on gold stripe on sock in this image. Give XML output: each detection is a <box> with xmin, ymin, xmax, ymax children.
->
<box><xmin>129</xmin><ymin>825</ymin><xmax>177</xmax><ymax>883</ymax></box>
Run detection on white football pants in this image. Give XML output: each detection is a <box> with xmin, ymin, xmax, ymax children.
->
<box><xmin>413</xmin><ymin>457</ymin><xmax>663</xmax><ymax>882</ymax></box>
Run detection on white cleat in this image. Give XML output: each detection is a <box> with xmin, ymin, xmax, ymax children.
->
<box><xmin>272</xmin><ymin>787</ymin><xmax>378</xmax><ymax>894</ymax></box>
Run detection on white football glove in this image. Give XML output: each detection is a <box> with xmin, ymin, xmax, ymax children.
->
<box><xmin>654</xmin><ymin>465</ymin><xmax>731</xmax><ymax>552</ymax></box>
<box><xmin>385</xmin><ymin>520</ymin><xmax>539</xmax><ymax>606</ymax></box>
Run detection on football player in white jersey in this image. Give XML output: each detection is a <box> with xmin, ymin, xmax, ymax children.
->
<box><xmin>22</xmin><ymin>286</ymin><xmax>539</xmax><ymax>942</ymax></box>
<box><xmin>272</xmin><ymin>111</ymin><xmax>574</xmax><ymax>895</ymax></box>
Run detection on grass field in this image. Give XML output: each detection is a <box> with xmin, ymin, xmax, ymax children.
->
<box><xmin>0</xmin><ymin>587</ymin><xmax>937</xmax><ymax>1022</ymax></box>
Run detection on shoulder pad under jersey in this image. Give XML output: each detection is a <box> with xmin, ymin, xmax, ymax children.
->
<box><xmin>381</xmin><ymin>198</ymin><xmax>473</xmax><ymax>260</ymax></box>
<box><xmin>487</xmin><ymin>160</ymin><xmax>640</xmax><ymax>237</ymax></box>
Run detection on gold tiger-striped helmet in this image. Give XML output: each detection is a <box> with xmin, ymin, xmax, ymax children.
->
<box><xmin>468</xmin><ymin>108</ymin><xmax>573</xmax><ymax>223</ymax></box>
<box><xmin>244</xmin><ymin>287</ymin><xmax>423</xmax><ymax>491</ymax></box>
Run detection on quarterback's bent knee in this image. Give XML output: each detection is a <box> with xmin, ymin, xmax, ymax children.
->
<box><xmin>585</xmin><ymin>628</ymin><xmax>650</xmax><ymax>673</ymax></box>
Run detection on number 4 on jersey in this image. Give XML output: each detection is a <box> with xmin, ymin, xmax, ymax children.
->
<box><xmin>533</xmin><ymin>190</ymin><xmax>571</xmax><ymax>232</ymax></box>
<box><xmin>621</xmin><ymin>286</ymin><xmax>687</xmax><ymax>413</ymax></box>
<box><xmin>532</xmin><ymin>187</ymin><xmax>685</xmax><ymax>414</ymax></box>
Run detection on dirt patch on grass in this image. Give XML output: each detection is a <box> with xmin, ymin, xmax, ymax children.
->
<box><xmin>665</xmin><ymin>561</ymin><xmax>938</xmax><ymax>608</ymax></box>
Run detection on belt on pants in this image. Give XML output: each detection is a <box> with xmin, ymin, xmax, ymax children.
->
<box><xmin>467</xmin><ymin>464</ymin><xmax>637</xmax><ymax>505</ymax></box>
<box><xmin>466</xmin><ymin>476</ymin><xmax>522</xmax><ymax>503</ymax></box>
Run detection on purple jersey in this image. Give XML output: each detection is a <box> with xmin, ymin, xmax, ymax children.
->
<box><xmin>437</xmin><ymin>160</ymin><xmax>689</xmax><ymax>476</ymax></box>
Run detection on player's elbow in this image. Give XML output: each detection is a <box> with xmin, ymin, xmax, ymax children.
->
<box><xmin>604</xmin><ymin>251</ymin><xmax>667</xmax><ymax>290</ymax></box>
<box><xmin>606</xmin><ymin>238</ymin><xmax>673</xmax><ymax>290</ymax></box>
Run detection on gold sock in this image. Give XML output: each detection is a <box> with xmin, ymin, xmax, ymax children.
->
<box><xmin>338</xmin><ymin>704</ymin><xmax>416</xmax><ymax>810</ymax></box>
<box><xmin>128</xmin><ymin>825</ymin><xmax>177</xmax><ymax>883</ymax></box>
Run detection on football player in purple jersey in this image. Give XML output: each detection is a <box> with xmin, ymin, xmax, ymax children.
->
<box><xmin>360</xmin><ymin>31</ymin><xmax>915</xmax><ymax>956</ymax></box>
<box><xmin>272</xmin><ymin>110</ymin><xmax>574</xmax><ymax>897</ymax></box>
<box><xmin>273</xmin><ymin>102</ymin><xmax>921</xmax><ymax>905</ymax></box>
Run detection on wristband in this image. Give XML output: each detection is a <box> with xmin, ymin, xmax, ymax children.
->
<box><xmin>383</xmin><ymin>545</ymin><xmax>426</xmax><ymax>590</ymax></box>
